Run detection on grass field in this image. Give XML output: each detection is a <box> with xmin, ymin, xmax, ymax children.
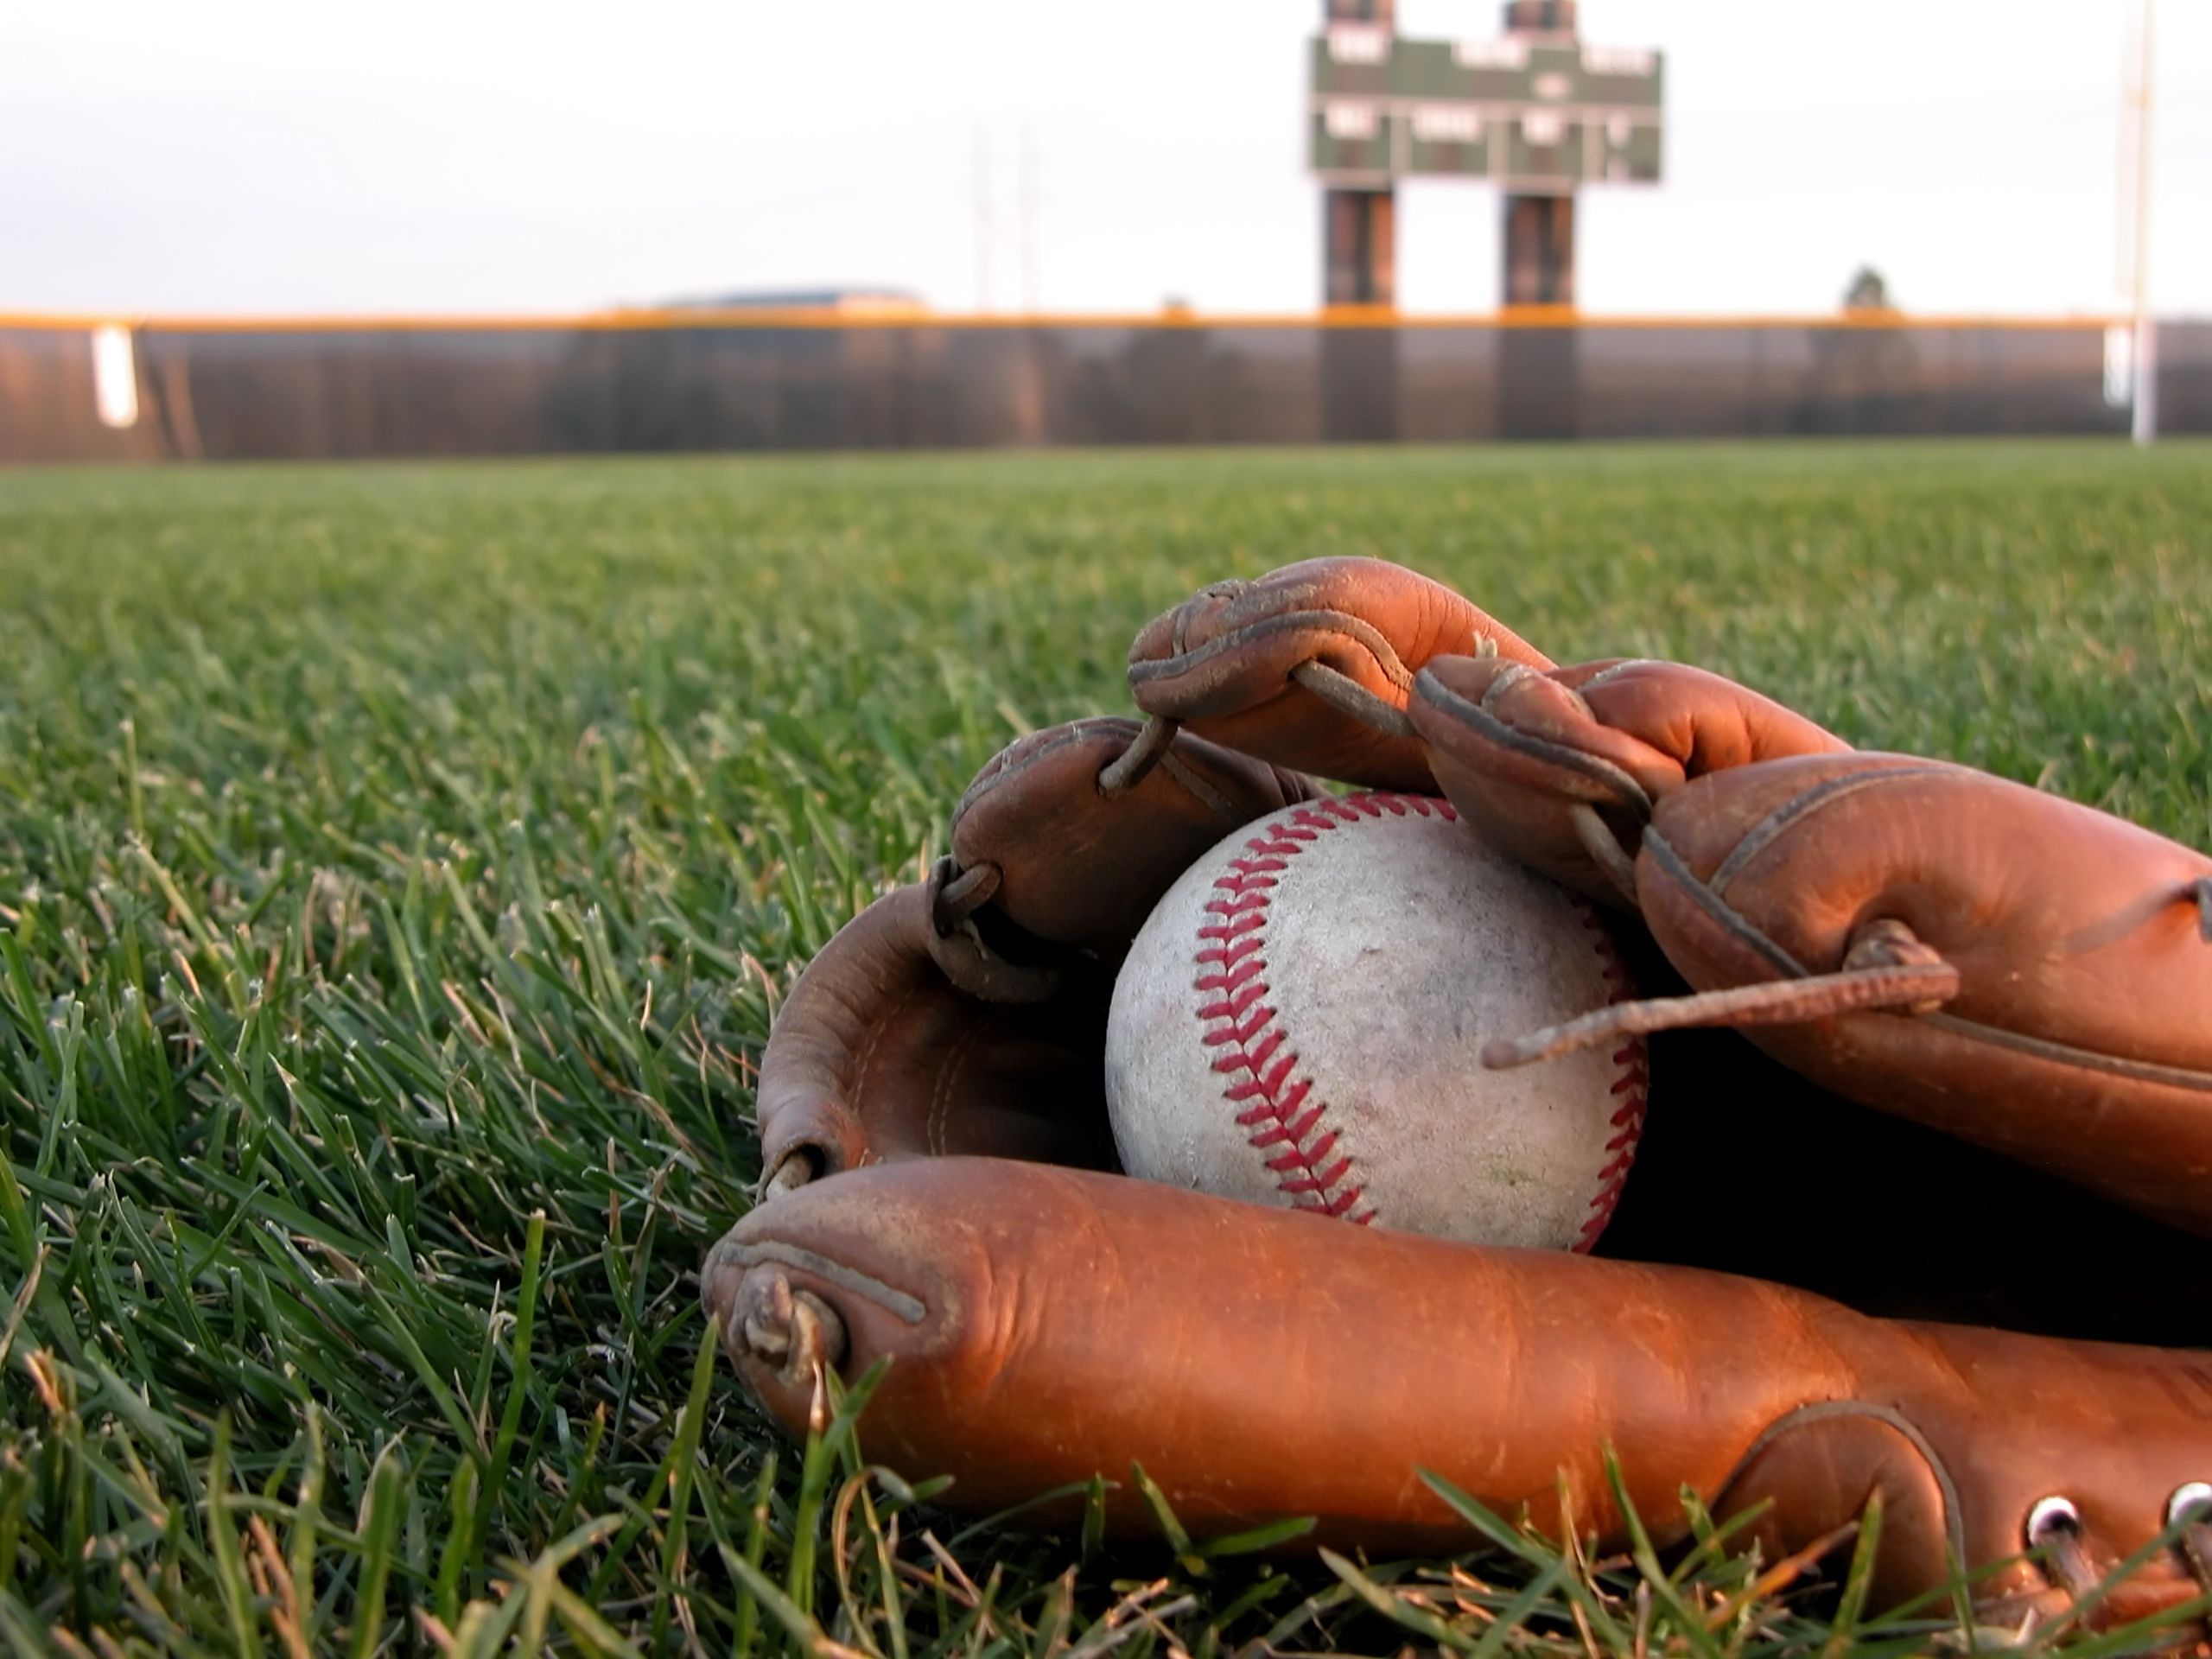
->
<box><xmin>0</xmin><ymin>440</ymin><xmax>2208</xmax><ymax>1655</ymax></box>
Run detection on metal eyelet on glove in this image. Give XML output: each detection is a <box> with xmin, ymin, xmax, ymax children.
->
<box><xmin>2171</xmin><ymin>1483</ymin><xmax>2212</xmax><ymax>1592</ymax></box>
<box><xmin>2025</xmin><ymin>1496</ymin><xmax>2100</xmax><ymax>1599</ymax></box>
<box><xmin>2025</xmin><ymin>1494</ymin><xmax>2082</xmax><ymax>1541</ymax></box>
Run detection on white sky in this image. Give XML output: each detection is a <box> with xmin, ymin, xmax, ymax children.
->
<box><xmin>2</xmin><ymin>0</ymin><xmax>2206</xmax><ymax>319</ymax></box>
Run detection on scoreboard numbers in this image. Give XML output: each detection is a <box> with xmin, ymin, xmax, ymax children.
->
<box><xmin>1310</xmin><ymin>26</ymin><xmax>1662</xmax><ymax>193</ymax></box>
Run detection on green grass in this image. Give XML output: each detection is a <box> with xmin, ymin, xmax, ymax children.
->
<box><xmin>0</xmin><ymin>440</ymin><xmax>2207</xmax><ymax>1655</ymax></box>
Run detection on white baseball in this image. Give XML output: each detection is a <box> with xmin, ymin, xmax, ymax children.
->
<box><xmin>1103</xmin><ymin>792</ymin><xmax>1646</xmax><ymax>1251</ymax></box>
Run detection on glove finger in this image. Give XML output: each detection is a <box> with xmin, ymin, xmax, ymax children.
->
<box><xmin>1567</xmin><ymin>658</ymin><xmax>1848</xmax><ymax>774</ymax></box>
<box><xmin>950</xmin><ymin>717</ymin><xmax>1321</xmax><ymax>959</ymax></box>
<box><xmin>1412</xmin><ymin>656</ymin><xmax>1684</xmax><ymax>905</ymax></box>
<box><xmin>753</xmin><ymin>886</ymin><xmax>1116</xmax><ymax>1194</ymax></box>
<box><xmin>704</xmin><ymin>1157</ymin><xmax>2212</xmax><ymax>1631</ymax></box>
<box><xmin>1128</xmin><ymin>557</ymin><xmax>1551</xmax><ymax>791</ymax></box>
<box><xmin>759</xmin><ymin>721</ymin><xmax>1325</xmax><ymax>1197</ymax></box>
<box><xmin>1636</xmin><ymin>752</ymin><xmax>2212</xmax><ymax>1236</ymax></box>
<box><xmin>1411</xmin><ymin>655</ymin><xmax>1846</xmax><ymax>906</ymax></box>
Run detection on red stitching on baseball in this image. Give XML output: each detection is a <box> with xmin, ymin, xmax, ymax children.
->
<box><xmin>1573</xmin><ymin>912</ymin><xmax>1649</xmax><ymax>1254</ymax></box>
<box><xmin>1192</xmin><ymin>791</ymin><xmax>1453</xmax><ymax>1224</ymax></box>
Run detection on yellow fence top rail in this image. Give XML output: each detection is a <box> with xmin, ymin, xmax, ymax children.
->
<box><xmin>0</xmin><ymin>307</ymin><xmax>2133</xmax><ymax>334</ymax></box>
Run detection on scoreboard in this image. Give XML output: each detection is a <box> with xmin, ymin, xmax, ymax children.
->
<box><xmin>1309</xmin><ymin>25</ymin><xmax>1662</xmax><ymax>194</ymax></box>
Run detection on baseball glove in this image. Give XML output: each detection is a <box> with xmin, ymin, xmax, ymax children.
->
<box><xmin>706</xmin><ymin>556</ymin><xmax>2212</xmax><ymax>1637</ymax></box>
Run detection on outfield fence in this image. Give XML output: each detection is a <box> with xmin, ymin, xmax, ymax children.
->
<box><xmin>3</xmin><ymin>312</ymin><xmax>2206</xmax><ymax>463</ymax></box>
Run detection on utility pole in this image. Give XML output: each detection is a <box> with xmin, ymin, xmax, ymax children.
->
<box><xmin>974</xmin><ymin>128</ymin><xmax>995</xmax><ymax>314</ymax></box>
<box><xmin>2125</xmin><ymin>0</ymin><xmax>2157</xmax><ymax>445</ymax></box>
<box><xmin>1018</xmin><ymin>124</ymin><xmax>1041</xmax><ymax>315</ymax></box>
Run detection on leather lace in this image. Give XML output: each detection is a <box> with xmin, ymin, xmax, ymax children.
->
<box><xmin>1288</xmin><ymin>659</ymin><xmax>1415</xmax><ymax>739</ymax></box>
<box><xmin>929</xmin><ymin>857</ymin><xmax>1000</xmax><ymax>934</ymax></box>
<box><xmin>1096</xmin><ymin>713</ymin><xmax>1179</xmax><ymax>796</ymax></box>
<box><xmin>924</xmin><ymin>855</ymin><xmax>1063</xmax><ymax>1004</ymax></box>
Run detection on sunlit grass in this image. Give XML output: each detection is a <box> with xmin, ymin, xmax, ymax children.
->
<box><xmin>0</xmin><ymin>439</ymin><xmax>2206</xmax><ymax>1651</ymax></box>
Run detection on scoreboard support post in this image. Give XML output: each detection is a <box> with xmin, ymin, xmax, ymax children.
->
<box><xmin>1324</xmin><ymin>188</ymin><xmax>1395</xmax><ymax>308</ymax></box>
<box><xmin>1502</xmin><ymin>194</ymin><xmax>1573</xmax><ymax>304</ymax></box>
<box><xmin>1320</xmin><ymin>0</ymin><xmax>1396</xmax><ymax>307</ymax></box>
<box><xmin>1499</xmin><ymin>0</ymin><xmax>1578</xmax><ymax>439</ymax></box>
<box><xmin>1322</xmin><ymin>0</ymin><xmax>1399</xmax><ymax>441</ymax></box>
<box><xmin>1499</xmin><ymin>0</ymin><xmax>1576</xmax><ymax>306</ymax></box>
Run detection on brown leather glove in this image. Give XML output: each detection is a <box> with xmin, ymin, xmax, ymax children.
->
<box><xmin>1117</xmin><ymin>569</ymin><xmax>2212</xmax><ymax>1235</ymax></box>
<box><xmin>1126</xmin><ymin>556</ymin><xmax>1551</xmax><ymax>791</ymax></box>
<box><xmin>1476</xmin><ymin>748</ymin><xmax>2212</xmax><ymax>1240</ymax></box>
<box><xmin>714</xmin><ymin>558</ymin><xmax>2212</xmax><ymax>1636</ymax></box>
<box><xmin>1409</xmin><ymin>661</ymin><xmax>2212</xmax><ymax>1240</ymax></box>
<box><xmin>707</xmin><ymin>1159</ymin><xmax>2212</xmax><ymax>1633</ymax></box>
<box><xmin>754</xmin><ymin>715</ymin><xmax>1319</xmax><ymax>1196</ymax></box>
<box><xmin>1408</xmin><ymin>656</ymin><xmax>1850</xmax><ymax>906</ymax></box>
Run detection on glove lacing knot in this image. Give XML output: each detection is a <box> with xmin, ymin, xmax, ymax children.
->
<box><xmin>1096</xmin><ymin>713</ymin><xmax>1180</xmax><ymax>797</ymax></box>
<box><xmin>930</xmin><ymin>859</ymin><xmax>1001</xmax><ymax>931</ymax></box>
<box><xmin>924</xmin><ymin>855</ymin><xmax>1065</xmax><ymax>1004</ymax></box>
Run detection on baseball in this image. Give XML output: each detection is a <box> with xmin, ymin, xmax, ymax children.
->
<box><xmin>1103</xmin><ymin>792</ymin><xmax>1646</xmax><ymax>1251</ymax></box>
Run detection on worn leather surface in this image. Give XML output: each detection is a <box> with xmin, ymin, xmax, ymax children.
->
<box><xmin>754</xmin><ymin>718</ymin><xmax>1316</xmax><ymax>1191</ymax></box>
<box><xmin>949</xmin><ymin>716</ymin><xmax>1318</xmax><ymax>957</ymax></box>
<box><xmin>1127</xmin><ymin>557</ymin><xmax>1551</xmax><ymax>791</ymax></box>
<box><xmin>1636</xmin><ymin>751</ymin><xmax>2212</xmax><ymax>1236</ymax></box>
<box><xmin>706</xmin><ymin>1160</ymin><xmax>2212</xmax><ymax>1630</ymax></box>
<box><xmin>721</xmin><ymin>560</ymin><xmax>2212</xmax><ymax>1632</ymax></box>
<box><xmin>750</xmin><ymin>883</ymin><xmax>1119</xmax><ymax>1185</ymax></box>
<box><xmin>1411</xmin><ymin>655</ymin><xmax>1850</xmax><ymax>905</ymax></box>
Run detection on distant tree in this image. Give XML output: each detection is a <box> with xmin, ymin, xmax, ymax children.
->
<box><xmin>1844</xmin><ymin>266</ymin><xmax>1897</xmax><ymax>313</ymax></box>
